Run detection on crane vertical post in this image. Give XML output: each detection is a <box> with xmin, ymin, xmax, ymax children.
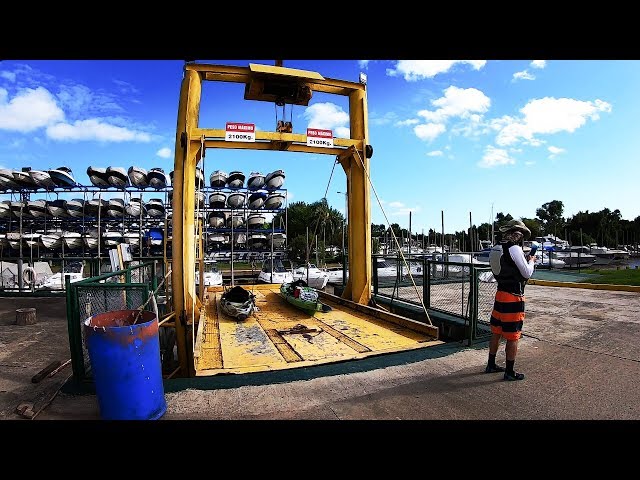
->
<box><xmin>343</xmin><ymin>87</ymin><xmax>371</xmax><ymax>305</ymax></box>
<box><xmin>172</xmin><ymin>68</ymin><xmax>202</xmax><ymax>377</ymax></box>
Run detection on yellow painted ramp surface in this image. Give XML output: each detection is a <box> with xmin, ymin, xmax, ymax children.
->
<box><xmin>195</xmin><ymin>285</ymin><xmax>442</xmax><ymax>376</ymax></box>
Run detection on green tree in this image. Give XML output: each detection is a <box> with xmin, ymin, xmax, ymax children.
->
<box><xmin>536</xmin><ymin>200</ymin><xmax>565</xmax><ymax>236</ymax></box>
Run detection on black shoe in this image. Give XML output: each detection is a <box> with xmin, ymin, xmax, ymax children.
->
<box><xmin>503</xmin><ymin>371</ymin><xmax>525</xmax><ymax>381</ymax></box>
<box><xmin>485</xmin><ymin>364</ymin><xmax>505</xmax><ymax>373</ymax></box>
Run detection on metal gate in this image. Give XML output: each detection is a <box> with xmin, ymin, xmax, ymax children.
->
<box><xmin>66</xmin><ymin>261</ymin><xmax>161</xmax><ymax>384</ymax></box>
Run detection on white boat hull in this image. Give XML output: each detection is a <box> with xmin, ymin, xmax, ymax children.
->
<box><xmin>29</xmin><ymin>171</ymin><xmax>57</xmax><ymax>189</ymax></box>
<box><xmin>208</xmin><ymin>214</ymin><xmax>226</xmax><ymax>228</ymax></box>
<box><xmin>247</xmin><ymin>173</ymin><xmax>265</xmax><ymax>190</ymax></box>
<box><xmin>247</xmin><ymin>215</ymin><xmax>265</xmax><ymax>229</ymax></box>
<box><xmin>107</xmin><ymin>167</ymin><xmax>129</xmax><ymax>187</ymax></box>
<box><xmin>123</xmin><ymin>234</ymin><xmax>142</xmax><ymax>246</ymax></box>
<box><xmin>66</xmin><ymin>202</ymin><xmax>85</xmax><ymax>217</ymax></box>
<box><xmin>269</xmin><ymin>233</ymin><xmax>286</xmax><ymax>248</ymax></box>
<box><xmin>227</xmin><ymin>215</ymin><xmax>245</xmax><ymax>228</ymax></box>
<box><xmin>264</xmin><ymin>193</ymin><xmax>285</xmax><ymax>210</ymax></box>
<box><xmin>265</xmin><ymin>171</ymin><xmax>285</xmax><ymax>190</ymax></box>
<box><xmin>227</xmin><ymin>193</ymin><xmax>246</xmax><ymax>209</ymax></box>
<box><xmin>128</xmin><ymin>167</ymin><xmax>149</xmax><ymax>188</ymax></box>
<box><xmin>226</xmin><ymin>172</ymin><xmax>245</xmax><ymax>188</ymax></box>
<box><xmin>104</xmin><ymin>234</ymin><xmax>122</xmax><ymax>247</ymax></box>
<box><xmin>83</xmin><ymin>236</ymin><xmax>99</xmax><ymax>249</ymax></box>
<box><xmin>125</xmin><ymin>202</ymin><xmax>146</xmax><ymax>217</ymax></box>
<box><xmin>148</xmin><ymin>169</ymin><xmax>168</xmax><ymax>189</ymax></box>
<box><xmin>209</xmin><ymin>193</ymin><xmax>227</xmax><ymax>208</ymax></box>
<box><xmin>63</xmin><ymin>236</ymin><xmax>83</xmax><ymax>250</ymax></box>
<box><xmin>210</xmin><ymin>171</ymin><xmax>228</xmax><ymax>188</ymax></box>
<box><xmin>38</xmin><ymin>272</ymin><xmax>83</xmax><ymax>290</ymax></box>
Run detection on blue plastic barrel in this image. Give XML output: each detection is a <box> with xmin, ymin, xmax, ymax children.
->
<box><xmin>84</xmin><ymin>310</ymin><xmax>167</xmax><ymax>420</ymax></box>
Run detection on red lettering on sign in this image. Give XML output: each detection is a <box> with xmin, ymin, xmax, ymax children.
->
<box><xmin>307</xmin><ymin>128</ymin><xmax>332</xmax><ymax>138</ymax></box>
<box><xmin>226</xmin><ymin>122</ymin><xmax>255</xmax><ymax>132</ymax></box>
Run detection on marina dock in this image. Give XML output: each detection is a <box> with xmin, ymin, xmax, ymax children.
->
<box><xmin>3</xmin><ymin>281</ymin><xmax>640</xmax><ymax>421</ymax></box>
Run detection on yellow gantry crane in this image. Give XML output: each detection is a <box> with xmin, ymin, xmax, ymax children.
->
<box><xmin>171</xmin><ymin>61</ymin><xmax>374</xmax><ymax>376</ymax></box>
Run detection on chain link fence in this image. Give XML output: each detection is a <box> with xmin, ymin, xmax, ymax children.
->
<box><xmin>373</xmin><ymin>255</ymin><xmax>497</xmax><ymax>344</ymax></box>
<box><xmin>66</xmin><ymin>261</ymin><xmax>158</xmax><ymax>383</ymax></box>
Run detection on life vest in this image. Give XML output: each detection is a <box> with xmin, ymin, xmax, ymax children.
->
<box><xmin>489</xmin><ymin>242</ymin><xmax>527</xmax><ymax>295</ymax></box>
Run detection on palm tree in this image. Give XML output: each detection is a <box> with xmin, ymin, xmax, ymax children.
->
<box><xmin>308</xmin><ymin>198</ymin><xmax>344</xmax><ymax>263</ymax></box>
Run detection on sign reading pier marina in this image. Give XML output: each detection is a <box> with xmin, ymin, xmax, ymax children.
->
<box><xmin>306</xmin><ymin>128</ymin><xmax>334</xmax><ymax>148</ymax></box>
<box><xmin>225</xmin><ymin>122</ymin><xmax>256</xmax><ymax>142</ymax></box>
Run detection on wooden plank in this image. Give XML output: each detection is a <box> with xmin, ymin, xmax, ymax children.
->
<box><xmin>315</xmin><ymin>321</ymin><xmax>371</xmax><ymax>353</ymax></box>
<box><xmin>215</xmin><ymin>292</ymin><xmax>286</xmax><ymax>370</ymax></box>
<box><xmin>31</xmin><ymin>360</ymin><xmax>61</xmax><ymax>383</ymax></box>
<box><xmin>281</xmin><ymin>330</ymin><xmax>358</xmax><ymax>362</ymax></box>
<box><xmin>319</xmin><ymin>291</ymin><xmax>439</xmax><ymax>338</ymax></box>
<box><xmin>264</xmin><ymin>329</ymin><xmax>303</xmax><ymax>363</ymax></box>
<box><xmin>195</xmin><ymin>297</ymin><xmax>223</xmax><ymax>370</ymax></box>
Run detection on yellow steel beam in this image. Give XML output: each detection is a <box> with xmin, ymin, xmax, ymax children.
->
<box><xmin>342</xmin><ymin>88</ymin><xmax>372</xmax><ymax>305</ymax></box>
<box><xmin>248</xmin><ymin>63</ymin><xmax>324</xmax><ymax>80</ymax></box>
<box><xmin>192</xmin><ymin>128</ymin><xmax>363</xmax><ymax>149</ymax></box>
<box><xmin>185</xmin><ymin>63</ymin><xmax>364</xmax><ymax>96</ymax></box>
<box><xmin>200</xmin><ymin>139</ymin><xmax>349</xmax><ymax>156</ymax></box>
<box><xmin>172</xmin><ymin>68</ymin><xmax>202</xmax><ymax>377</ymax></box>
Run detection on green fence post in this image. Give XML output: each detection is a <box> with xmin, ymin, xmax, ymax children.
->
<box><xmin>66</xmin><ymin>276</ymin><xmax>85</xmax><ymax>383</ymax></box>
<box><xmin>468</xmin><ymin>268</ymin><xmax>476</xmax><ymax>346</ymax></box>
<box><xmin>372</xmin><ymin>255</ymin><xmax>378</xmax><ymax>295</ymax></box>
<box><xmin>423</xmin><ymin>256</ymin><xmax>428</xmax><ymax>310</ymax></box>
<box><xmin>152</xmin><ymin>260</ymin><xmax>158</xmax><ymax>296</ymax></box>
<box><xmin>125</xmin><ymin>267</ymin><xmax>132</xmax><ymax>309</ymax></box>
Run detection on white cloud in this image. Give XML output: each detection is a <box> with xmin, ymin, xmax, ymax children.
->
<box><xmin>335</xmin><ymin>126</ymin><xmax>350</xmax><ymax>138</ymax></box>
<box><xmin>386</xmin><ymin>60</ymin><xmax>487</xmax><ymax>81</ymax></box>
<box><xmin>414</xmin><ymin>123</ymin><xmax>446</xmax><ymax>141</ymax></box>
<box><xmin>478</xmin><ymin>145</ymin><xmax>516</xmax><ymax>168</ymax></box>
<box><xmin>113</xmin><ymin>79</ymin><xmax>140</xmax><ymax>95</ymax></box>
<box><xmin>156</xmin><ymin>147</ymin><xmax>172</xmax><ymax>158</ymax></box>
<box><xmin>382</xmin><ymin>199</ymin><xmax>421</xmax><ymax>219</ymax></box>
<box><xmin>1</xmin><ymin>71</ymin><xmax>16</xmax><ymax>82</ymax></box>
<box><xmin>57</xmin><ymin>84</ymin><xmax>123</xmax><ymax>116</ymax></box>
<box><xmin>418</xmin><ymin>86</ymin><xmax>491</xmax><ymax>123</ymax></box>
<box><xmin>46</xmin><ymin>119</ymin><xmax>153</xmax><ymax>142</ymax></box>
<box><xmin>358</xmin><ymin>60</ymin><xmax>370</xmax><ymax>69</ymax></box>
<box><xmin>304</xmin><ymin>102</ymin><xmax>350</xmax><ymax>138</ymax></box>
<box><xmin>370</xmin><ymin>111</ymin><xmax>398</xmax><ymax>125</ymax></box>
<box><xmin>531</xmin><ymin>60</ymin><xmax>546</xmax><ymax>69</ymax></box>
<box><xmin>0</xmin><ymin>86</ymin><xmax>65</xmax><ymax>132</ymax></box>
<box><xmin>496</xmin><ymin>97</ymin><xmax>612</xmax><ymax>146</ymax></box>
<box><xmin>547</xmin><ymin>145</ymin><xmax>566</xmax><ymax>159</ymax></box>
<box><xmin>547</xmin><ymin>146</ymin><xmax>565</xmax><ymax>155</ymax></box>
<box><xmin>427</xmin><ymin>150</ymin><xmax>443</xmax><ymax>157</ymax></box>
<box><xmin>513</xmin><ymin>70</ymin><xmax>535</xmax><ymax>81</ymax></box>
<box><xmin>395</xmin><ymin>118</ymin><xmax>419</xmax><ymax>126</ymax></box>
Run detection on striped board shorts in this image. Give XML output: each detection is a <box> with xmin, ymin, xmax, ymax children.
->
<box><xmin>489</xmin><ymin>290</ymin><xmax>525</xmax><ymax>340</ymax></box>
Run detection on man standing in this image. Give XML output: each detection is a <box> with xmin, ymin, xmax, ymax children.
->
<box><xmin>484</xmin><ymin>219</ymin><xmax>535</xmax><ymax>381</ymax></box>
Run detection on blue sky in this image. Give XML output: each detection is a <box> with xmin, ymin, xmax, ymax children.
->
<box><xmin>0</xmin><ymin>59</ymin><xmax>635</xmax><ymax>233</ymax></box>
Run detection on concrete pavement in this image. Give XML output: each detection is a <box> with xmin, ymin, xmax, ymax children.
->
<box><xmin>2</xmin><ymin>284</ymin><xmax>640</xmax><ymax>420</ymax></box>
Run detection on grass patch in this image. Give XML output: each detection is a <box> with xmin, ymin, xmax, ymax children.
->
<box><xmin>581</xmin><ymin>267</ymin><xmax>640</xmax><ymax>286</ymax></box>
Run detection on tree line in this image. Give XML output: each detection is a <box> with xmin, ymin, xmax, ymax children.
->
<box><xmin>273</xmin><ymin>199</ymin><xmax>640</xmax><ymax>262</ymax></box>
<box><xmin>372</xmin><ymin>200</ymin><xmax>640</xmax><ymax>251</ymax></box>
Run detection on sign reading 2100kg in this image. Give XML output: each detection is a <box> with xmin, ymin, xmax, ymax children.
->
<box><xmin>225</xmin><ymin>122</ymin><xmax>256</xmax><ymax>142</ymax></box>
<box><xmin>307</xmin><ymin>128</ymin><xmax>334</xmax><ymax>148</ymax></box>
